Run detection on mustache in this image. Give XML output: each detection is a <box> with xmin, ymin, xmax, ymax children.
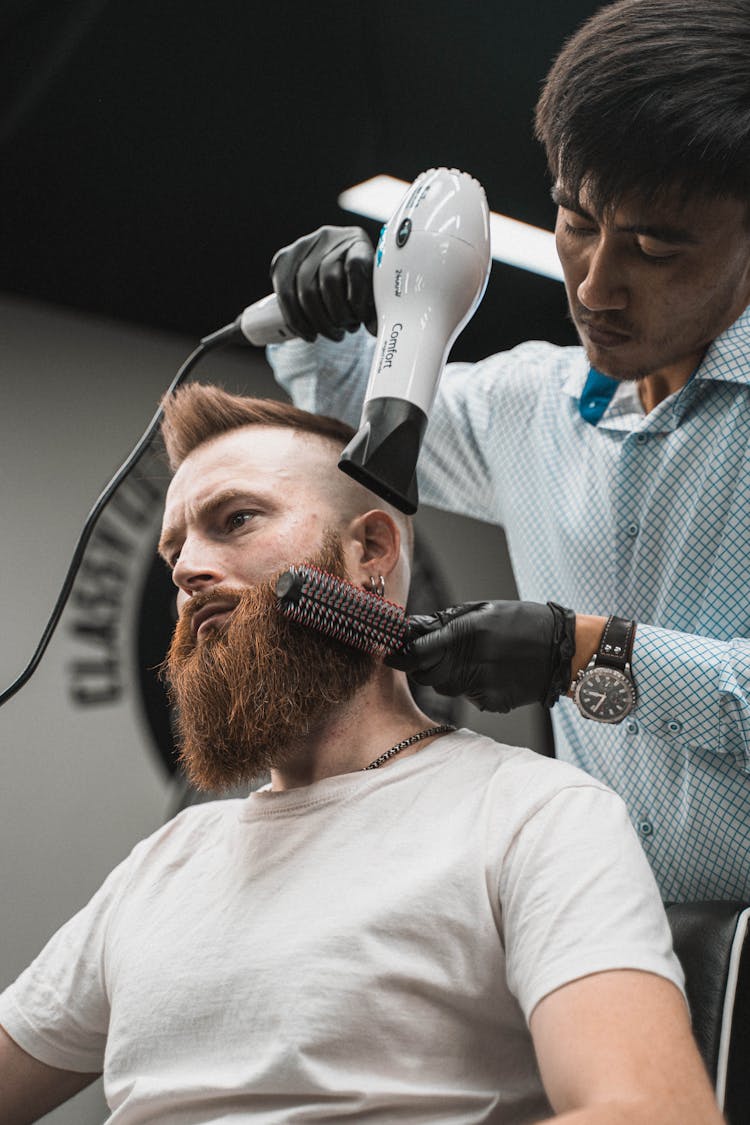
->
<box><xmin>176</xmin><ymin>586</ymin><xmax>246</xmax><ymax>645</ymax></box>
<box><xmin>570</xmin><ymin>304</ymin><xmax>635</xmax><ymax>336</ymax></box>
<box><xmin>177</xmin><ymin>585</ymin><xmax>244</xmax><ymax>625</ymax></box>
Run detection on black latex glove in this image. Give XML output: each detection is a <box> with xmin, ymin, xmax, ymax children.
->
<box><xmin>386</xmin><ymin>600</ymin><xmax>576</xmax><ymax>713</ymax></box>
<box><xmin>270</xmin><ymin>225</ymin><xmax>376</xmax><ymax>343</ymax></box>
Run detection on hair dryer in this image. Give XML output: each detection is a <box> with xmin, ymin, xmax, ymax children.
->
<box><xmin>236</xmin><ymin>167</ymin><xmax>490</xmax><ymax>513</ymax></box>
<box><xmin>338</xmin><ymin>167</ymin><xmax>491</xmax><ymax>513</ymax></box>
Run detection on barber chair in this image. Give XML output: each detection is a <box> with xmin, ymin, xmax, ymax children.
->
<box><xmin>666</xmin><ymin>902</ymin><xmax>750</xmax><ymax>1124</ymax></box>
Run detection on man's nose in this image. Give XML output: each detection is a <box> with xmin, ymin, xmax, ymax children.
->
<box><xmin>172</xmin><ymin>537</ymin><xmax>226</xmax><ymax>597</ymax></box>
<box><xmin>577</xmin><ymin>239</ymin><xmax>628</xmax><ymax>312</ymax></box>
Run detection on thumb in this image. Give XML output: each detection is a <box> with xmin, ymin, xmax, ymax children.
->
<box><xmin>384</xmin><ymin>604</ymin><xmax>480</xmax><ymax>670</ymax></box>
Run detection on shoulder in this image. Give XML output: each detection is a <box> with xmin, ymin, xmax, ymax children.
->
<box><xmin>439</xmin><ymin>342</ymin><xmax>587</xmax><ymax>432</ymax></box>
<box><xmin>430</xmin><ymin>729</ymin><xmax>628</xmax><ymax>866</ymax></box>
<box><xmin>452</xmin><ymin>340</ymin><xmax>585</xmax><ymax>389</ymax></box>
<box><xmin>449</xmin><ymin>727</ymin><xmax>614</xmax><ymax>811</ymax></box>
<box><xmin>117</xmin><ymin>799</ymin><xmax>245</xmax><ymax>882</ymax></box>
<box><xmin>471</xmin><ymin>733</ymin><xmax>684</xmax><ymax>1018</ymax></box>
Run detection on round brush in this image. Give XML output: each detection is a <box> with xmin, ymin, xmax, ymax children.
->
<box><xmin>275</xmin><ymin>565</ymin><xmax>408</xmax><ymax>657</ymax></box>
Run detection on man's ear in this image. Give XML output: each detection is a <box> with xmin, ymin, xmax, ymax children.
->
<box><xmin>346</xmin><ymin>509</ymin><xmax>402</xmax><ymax>589</ymax></box>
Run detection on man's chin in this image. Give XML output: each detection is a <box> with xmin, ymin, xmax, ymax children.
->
<box><xmin>194</xmin><ymin>616</ymin><xmax>234</xmax><ymax>644</ymax></box>
<box><xmin>584</xmin><ymin>356</ymin><xmax>643</xmax><ymax>382</ymax></box>
<box><xmin>580</xmin><ymin>339</ymin><xmax>647</xmax><ymax>383</ymax></box>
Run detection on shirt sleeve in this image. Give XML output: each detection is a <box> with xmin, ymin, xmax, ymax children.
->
<box><xmin>499</xmin><ymin>783</ymin><xmax>685</xmax><ymax>1024</ymax></box>
<box><xmin>267</xmin><ymin>328</ymin><xmax>375</xmax><ymax>428</ymax></box>
<box><xmin>631</xmin><ymin>624</ymin><xmax>750</xmax><ymax>772</ymax></box>
<box><xmin>0</xmin><ymin>852</ymin><xmax>135</xmax><ymax>1073</ymax></box>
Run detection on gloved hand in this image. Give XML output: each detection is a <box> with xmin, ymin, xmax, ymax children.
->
<box><xmin>385</xmin><ymin>600</ymin><xmax>576</xmax><ymax>713</ymax></box>
<box><xmin>270</xmin><ymin>225</ymin><xmax>376</xmax><ymax>342</ymax></box>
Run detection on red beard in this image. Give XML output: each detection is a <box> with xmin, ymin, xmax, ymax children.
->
<box><xmin>162</xmin><ymin>535</ymin><xmax>376</xmax><ymax>791</ymax></box>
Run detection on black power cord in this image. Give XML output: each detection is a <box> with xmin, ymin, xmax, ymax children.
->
<box><xmin>0</xmin><ymin>323</ymin><xmax>237</xmax><ymax>709</ymax></box>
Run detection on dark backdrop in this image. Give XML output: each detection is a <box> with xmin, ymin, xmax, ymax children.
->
<box><xmin>1</xmin><ymin>1</ymin><xmax>602</xmax><ymax>358</ymax></box>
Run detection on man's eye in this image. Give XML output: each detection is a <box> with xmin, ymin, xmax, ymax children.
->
<box><xmin>562</xmin><ymin>220</ymin><xmax>596</xmax><ymax>238</ymax></box>
<box><xmin>226</xmin><ymin>511</ymin><xmax>255</xmax><ymax>532</ymax></box>
<box><xmin>637</xmin><ymin>240</ymin><xmax>678</xmax><ymax>262</ymax></box>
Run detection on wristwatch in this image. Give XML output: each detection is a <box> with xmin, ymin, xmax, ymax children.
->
<box><xmin>572</xmin><ymin>616</ymin><xmax>637</xmax><ymax>723</ymax></box>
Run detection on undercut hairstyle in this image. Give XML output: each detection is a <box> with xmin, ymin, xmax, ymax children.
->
<box><xmin>535</xmin><ymin>0</ymin><xmax>750</xmax><ymax>216</ymax></box>
<box><xmin>160</xmin><ymin>382</ymin><xmax>356</xmax><ymax>472</ymax></box>
<box><xmin>159</xmin><ymin>382</ymin><xmax>414</xmax><ymax>555</ymax></box>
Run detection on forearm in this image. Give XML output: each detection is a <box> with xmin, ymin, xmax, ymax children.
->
<box><xmin>539</xmin><ymin>1097</ymin><xmax>722</xmax><ymax>1124</ymax></box>
<box><xmin>567</xmin><ymin>614</ymin><xmax>608</xmax><ymax>688</ymax></box>
<box><xmin>0</xmin><ymin>1026</ymin><xmax>99</xmax><ymax>1125</ymax></box>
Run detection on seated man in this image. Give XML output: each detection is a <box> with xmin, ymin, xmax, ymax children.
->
<box><xmin>0</xmin><ymin>384</ymin><xmax>721</xmax><ymax>1124</ymax></box>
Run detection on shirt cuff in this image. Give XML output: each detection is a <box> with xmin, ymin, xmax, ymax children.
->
<box><xmin>633</xmin><ymin>624</ymin><xmax>750</xmax><ymax>769</ymax></box>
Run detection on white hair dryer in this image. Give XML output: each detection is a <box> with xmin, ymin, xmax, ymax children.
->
<box><xmin>236</xmin><ymin>167</ymin><xmax>491</xmax><ymax>513</ymax></box>
<box><xmin>338</xmin><ymin>167</ymin><xmax>491</xmax><ymax>513</ymax></box>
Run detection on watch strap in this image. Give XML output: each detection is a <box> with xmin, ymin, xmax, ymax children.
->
<box><xmin>595</xmin><ymin>616</ymin><xmax>636</xmax><ymax>671</ymax></box>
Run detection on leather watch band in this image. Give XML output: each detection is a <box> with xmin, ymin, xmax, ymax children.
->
<box><xmin>596</xmin><ymin>616</ymin><xmax>636</xmax><ymax>671</ymax></box>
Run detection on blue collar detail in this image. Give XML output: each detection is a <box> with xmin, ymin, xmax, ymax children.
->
<box><xmin>579</xmin><ymin>368</ymin><xmax>618</xmax><ymax>424</ymax></box>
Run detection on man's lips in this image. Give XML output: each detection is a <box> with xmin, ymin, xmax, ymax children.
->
<box><xmin>190</xmin><ymin>600</ymin><xmax>238</xmax><ymax>638</ymax></box>
<box><xmin>580</xmin><ymin>319</ymin><xmax>632</xmax><ymax>347</ymax></box>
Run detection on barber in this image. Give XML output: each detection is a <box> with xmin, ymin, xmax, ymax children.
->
<box><xmin>264</xmin><ymin>0</ymin><xmax>750</xmax><ymax>903</ymax></box>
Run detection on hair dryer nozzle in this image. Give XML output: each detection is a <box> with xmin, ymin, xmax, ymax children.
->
<box><xmin>338</xmin><ymin>397</ymin><xmax>427</xmax><ymax>515</ymax></box>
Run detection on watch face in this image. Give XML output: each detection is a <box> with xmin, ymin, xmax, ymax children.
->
<box><xmin>574</xmin><ymin>667</ymin><xmax>636</xmax><ymax>723</ymax></box>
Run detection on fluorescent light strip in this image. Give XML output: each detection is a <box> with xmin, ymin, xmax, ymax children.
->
<box><xmin>338</xmin><ymin>174</ymin><xmax>564</xmax><ymax>283</ymax></box>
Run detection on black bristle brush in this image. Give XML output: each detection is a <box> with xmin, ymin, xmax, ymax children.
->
<box><xmin>275</xmin><ymin>565</ymin><xmax>408</xmax><ymax>657</ymax></box>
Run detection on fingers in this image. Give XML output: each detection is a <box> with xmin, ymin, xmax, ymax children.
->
<box><xmin>344</xmin><ymin>238</ymin><xmax>377</xmax><ymax>334</ymax></box>
<box><xmin>385</xmin><ymin>599</ymin><xmax>564</xmax><ymax>714</ymax></box>
<box><xmin>270</xmin><ymin>237</ymin><xmax>315</xmax><ymax>340</ymax></box>
<box><xmin>384</xmin><ymin>617</ymin><xmax>431</xmax><ymax>671</ymax></box>
<box><xmin>270</xmin><ymin>226</ymin><xmax>374</xmax><ymax>342</ymax></box>
<box><xmin>384</xmin><ymin>603</ymin><xmax>484</xmax><ymax>671</ymax></box>
<box><xmin>294</xmin><ymin>240</ymin><xmax>345</xmax><ymax>342</ymax></box>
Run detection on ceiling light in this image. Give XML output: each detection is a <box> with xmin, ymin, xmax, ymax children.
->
<box><xmin>338</xmin><ymin>174</ymin><xmax>563</xmax><ymax>282</ymax></box>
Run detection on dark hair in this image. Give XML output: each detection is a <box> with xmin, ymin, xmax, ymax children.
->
<box><xmin>535</xmin><ymin>0</ymin><xmax>750</xmax><ymax>214</ymax></box>
<box><xmin>160</xmin><ymin>382</ymin><xmax>355</xmax><ymax>471</ymax></box>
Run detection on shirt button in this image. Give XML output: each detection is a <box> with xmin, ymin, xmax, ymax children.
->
<box><xmin>625</xmin><ymin>719</ymin><xmax>639</xmax><ymax>734</ymax></box>
<box><xmin>635</xmin><ymin>433</ymin><xmax>649</xmax><ymax>445</ymax></box>
<box><xmin>667</xmin><ymin>719</ymin><xmax>682</xmax><ymax>734</ymax></box>
<box><xmin>638</xmin><ymin>818</ymin><xmax>654</xmax><ymax>837</ymax></box>
<box><xmin>626</xmin><ymin>520</ymin><xmax>640</xmax><ymax>537</ymax></box>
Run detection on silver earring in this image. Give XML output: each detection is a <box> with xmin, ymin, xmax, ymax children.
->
<box><xmin>368</xmin><ymin>575</ymin><xmax>385</xmax><ymax>598</ymax></box>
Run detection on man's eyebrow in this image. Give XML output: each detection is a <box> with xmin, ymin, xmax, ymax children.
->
<box><xmin>157</xmin><ymin>529</ymin><xmax>178</xmax><ymax>563</ymax></box>
<box><xmin>158</xmin><ymin>522</ymin><xmax>184</xmax><ymax>563</ymax></box>
<box><xmin>550</xmin><ymin>185</ymin><xmax>698</xmax><ymax>244</ymax></box>
<box><xmin>157</xmin><ymin>488</ymin><xmax>262</xmax><ymax>562</ymax></box>
<box><xmin>550</xmin><ymin>185</ymin><xmax>593</xmax><ymax>219</ymax></box>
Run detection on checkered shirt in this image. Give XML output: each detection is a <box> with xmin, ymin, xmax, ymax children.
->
<box><xmin>269</xmin><ymin>309</ymin><xmax>750</xmax><ymax>902</ymax></box>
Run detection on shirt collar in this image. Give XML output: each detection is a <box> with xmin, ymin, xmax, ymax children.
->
<box><xmin>561</xmin><ymin>359</ymin><xmax>635</xmax><ymax>428</ymax></box>
<box><xmin>695</xmin><ymin>304</ymin><xmax>750</xmax><ymax>387</ymax></box>
<box><xmin>562</xmin><ymin>304</ymin><xmax>750</xmax><ymax>425</ymax></box>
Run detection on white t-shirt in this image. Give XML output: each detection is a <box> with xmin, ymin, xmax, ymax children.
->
<box><xmin>0</xmin><ymin>730</ymin><xmax>684</xmax><ymax>1124</ymax></box>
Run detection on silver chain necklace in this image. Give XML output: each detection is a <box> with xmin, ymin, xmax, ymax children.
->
<box><xmin>362</xmin><ymin>724</ymin><xmax>456</xmax><ymax>770</ymax></box>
